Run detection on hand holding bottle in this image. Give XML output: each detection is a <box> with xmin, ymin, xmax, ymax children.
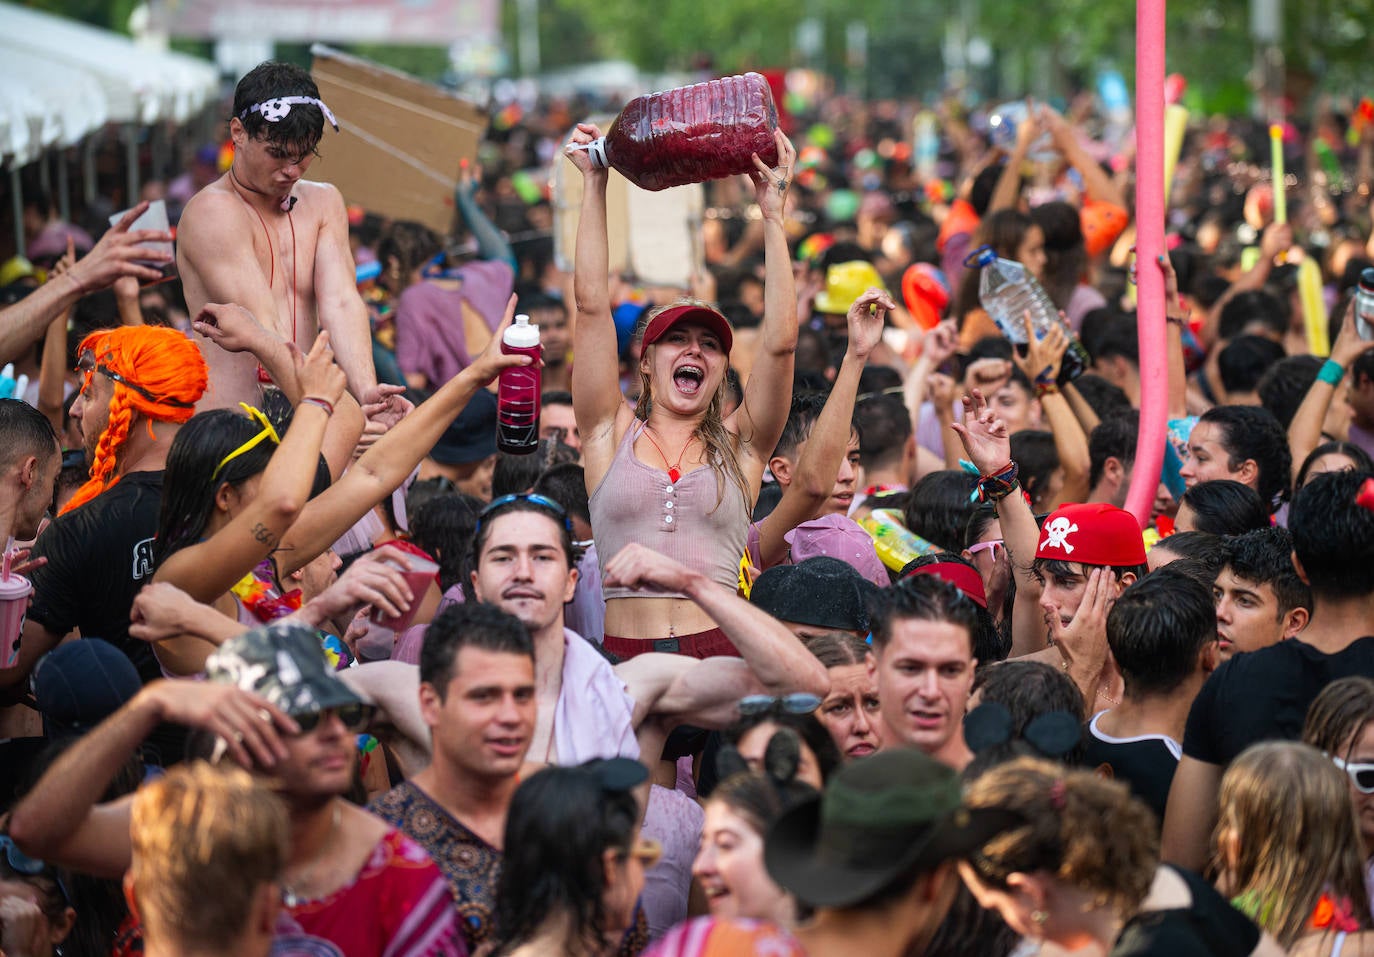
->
<box><xmin>565</xmin><ymin>122</ymin><xmax>608</xmax><ymax>179</ymax></box>
<box><xmin>750</xmin><ymin>129</ymin><xmax>797</xmax><ymax>223</ymax></box>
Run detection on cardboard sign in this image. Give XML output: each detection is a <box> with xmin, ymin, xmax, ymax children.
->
<box><xmin>553</xmin><ymin>120</ymin><xmax>704</xmax><ymax>290</ymax></box>
<box><xmin>308</xmin><ymin>46</ymin><xmax>487</xmax><ymax>236</ymax></box>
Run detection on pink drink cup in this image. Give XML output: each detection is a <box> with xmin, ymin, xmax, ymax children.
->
<box><xmin>0</xmin><ymin>573</ymin><xmax>32</xmax><ymax>669</ymax></box>
<box><xmin>370</xmin><ymin>555</ymin><xmax>439</xmax><ymax>632</ymax></box>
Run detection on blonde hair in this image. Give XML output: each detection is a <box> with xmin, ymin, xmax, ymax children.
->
<box><xmin>635</xmin><ymin>298</ymin><xmax>751</xmax><ymax>514</ymax></box>
<box><xmin>1215</xmin><ymin>741</ymin><xmax>1370</xmax><ymax>948</ymax></box>
<box><xmin>129</xmin><ymin>761</ymin><xmax>288</xmax><ymax>950</ymax></box>
<box><xmin>963</xmin><ymin>757</ymin><xmax>1158</xmax><ymax>916</ymax></box>
<box><xmin>63</xmin><ymin>326</ymin><xmax>208</xmax><ymax>514</ymax></box>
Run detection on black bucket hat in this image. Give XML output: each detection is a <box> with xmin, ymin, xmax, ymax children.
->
<box><xmin>205</xmin><ymin>622</ymin><xmax>369</xmax><ymax>718</ymax></box>
<box><xmin>750</xmin><ymin>556</ymin><xmax>879</xmax><ymax>632</ymax></box>
<box><xmin>764</xmin><ymin>748</ymin><xmax>1021</xmax><ymax>908</ymax></box>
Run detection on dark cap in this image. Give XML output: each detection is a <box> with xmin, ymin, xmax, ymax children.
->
<box><xmin>764</xmin><ymin>748</ymin><xmax>1022</xmax><ymax>907</ymax></box>
<box><xmin>205</xmin><ymin>622</ymin><xmax>368</xmax><ymax>717</ymax></box>
<box><xmin>751</xmin><ymin>556</ymin><xmax>879</xmax><ymax>632</ymax></box>
<box><xmin>429</xmin><ymin>388</ymin><xmax>498</xmax><ymax>465</ymax></box>
<box><xmin>641</xmin><ymin>303</ymin><xmax>734</xmax><ymax>355</ymax></box>
<box><xmin>32</xmin><ymin>639</ymin><xmax>142</xmax><ymax>737</ymax></box>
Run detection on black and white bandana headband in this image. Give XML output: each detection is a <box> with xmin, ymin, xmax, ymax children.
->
<box><xmin>238</xmin><ymin>96</ymin><xmax>339</xmax><ymax>131</ymax></box>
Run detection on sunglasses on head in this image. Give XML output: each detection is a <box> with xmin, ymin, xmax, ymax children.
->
<box><xmin>967</xmin><ymin>540</ymin><xmax>1005</xmax><ymax>559</ymax></box>
<box><xmin>738</xmin><ymin>693</ymin><xmax>822</xmax><ymax>717</ymax></box>
<box><xmin>0</xmin><ymin>836</ymin><xmax>71</xmax><ymax>906</ymax></box>
<box><xmin>1332</xmin><ymin>755</ymin><xmax>1374</xmax><ymax>794</ymax></box>
<box><xmin>476</xmin><ymin>493</ymin><xmax>572</xmax><ymax>532</ymax></box>
<box><xmin>77</xmin><ymin>349</ymin><xmax>195</xmax><ymax>409</ymax></box>
<box><xmin>292</xmin><ymin>703</ymin><xmax>373</xmax><ymax>735</ymax></box>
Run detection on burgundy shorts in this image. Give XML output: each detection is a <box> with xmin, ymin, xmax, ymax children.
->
<box><xmin>601</xmin><ymin>628</ymin><xmax>739</xmax><ymax>661</ymax></box>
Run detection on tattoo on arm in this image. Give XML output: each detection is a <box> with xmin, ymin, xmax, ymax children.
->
<box><xmin>251</xmin><ymin>523</ymin><xmax>278</xmax><ymax>547</ymax></box>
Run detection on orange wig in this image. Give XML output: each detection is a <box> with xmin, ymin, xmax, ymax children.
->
<box><xmin>61</xmin><ymin>327</ymin><xmax>208</xmax><ymax>515</ymax></box>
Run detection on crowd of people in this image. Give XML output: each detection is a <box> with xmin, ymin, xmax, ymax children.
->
<box><xmin>0</xmin><ymin>54</ymin><xmax>1373</xmax><ymax>957</ymax></box>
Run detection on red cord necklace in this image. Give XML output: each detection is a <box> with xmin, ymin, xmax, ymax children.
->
<box><xmin>641</xmin><ymin>424</ymin><xmax>696</xmax><ymax>483</ymax></box>
<box><xmin>228</xmin><ymin>165</ymin><xmax>298</xmax><ymax>353</ymax></box>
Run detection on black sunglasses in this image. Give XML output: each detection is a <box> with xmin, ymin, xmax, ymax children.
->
<box><xmin>476</xmin><ymin>493</ymin><xmax>572</xmax><ymax>532</ymax></box>
<box><xmin>293</xmin><ymin>703</ymin><xmax>373</xmax><ymax>735</ymax></box>
<box><xmin>77</xmin><ymin>350</ymin><xmax>195</xmax><ymax>409</ymax></box>
<box><xmin>738</xmin><ymin>693</ymin><xmax>822</xmax><ymax>716</ymax></box>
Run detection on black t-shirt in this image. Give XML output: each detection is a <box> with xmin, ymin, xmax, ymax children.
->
<box><xmin>1183</xmin><ymin>637</ymin><xmax>1374</xmax><ymax>766</ymax></box>
<box><xmin>29</xmin><ymin>471</ymin><xmax>164</xmax><ymax>682</ymax></box>
<box><xmin>1111</xmin><ymin>865</ymin><xmax>1260</xmax><ymax>957</ymax></box>
<box><xmin>1082</xmin><ymin>713</ymin><xmax>1179</xmax><ymax>825</ymax></box>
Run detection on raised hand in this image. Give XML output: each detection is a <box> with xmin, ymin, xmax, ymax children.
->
<box><xmin>1331</xmin><ymin>296</ymin><xmax>1374</xmax><ymax>369</ymax></box>
<box><xmin>306</xmin><ymin>545</ymin><xmax>417</xmax><ymax>624</ymax></box>
<box><xmin>356</xmin><ymin>384</ymin><xmax>413</xmax><ymax>457</ymax></box>
<box><xmin>192</xmin><ymin>302</ymin><xmax>274</xmax><ymax>354</ymax></box>
<box><xmin>296</xmin><ymin>331</ymin><xmax>348</xmax><ymax>406</ymax></box>
<box><xmin>64</xmin><ymin>201</ymin><xmax>172</xmax><ymax>292</ymax></box>
<box><xmin>564</xmin><ymin>122</ymin><xmax>607</xmax><ymax>177</ymax></box>
<box><xmin>129</xmin><ymin>582</ymin><xmax>209</xmax><ymax>644</ymax></box>
<box><xmin>950</xmin><ymin>389</ymin><xmax>1012</xmax><ymax>475</ymax></box>
<box><xmin>143</xmin><ymin>680</ymin><xmax>297</xmax><ymax>769</ymax></box>
<box><xmin>846</xmin><ymin>287</ymin><xmax>896</xmax><ymax>361</ymax></box>
<box><xmin>467</xmin><ymin>294</ymin><xmax>538</xmax><ymax>387</ymax></box>
<box><xmin>920</xmin><ymin>320</ymin><xmax>959</xmax><ymax>369</ymax></box>
<box><xmin>1012</xmin><ymin>313</ymin><xmax>1068</xmax><ymax>385</ymax></box>
<box><xmin>750</xmin><ymin>129</ymin><xmax>797</xmax><ymax>223</ymax></box>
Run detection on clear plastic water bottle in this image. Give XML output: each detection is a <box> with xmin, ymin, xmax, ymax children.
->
<box><xmin>1356</xmin><ymin>267</ymin><xmax>1374</xmax><ymax>341</ymax></box>
<box><xmin>964</xmin><ymin>245</ymin><xmax>1089</xmax><ymax>383</ymax></box>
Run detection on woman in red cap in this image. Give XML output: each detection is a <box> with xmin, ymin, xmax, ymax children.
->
<box><xmin>566</xmin><ymin>122</ymin><xmax>797</xmax><ymax>659</ymax></box>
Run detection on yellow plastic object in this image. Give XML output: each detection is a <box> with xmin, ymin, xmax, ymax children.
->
<box><xmin>859</xmin><ymin>509</ymin><xmax>939</xmax><ymax>572</ymax></box>
<box><xmin>1298</xmin><ymin>258</ymin><xmax>1330</xmax><ymax>357</ymax></box>
<box><xmin>1163</xmin><ymin>104</ymin><xmax>1189</xmax><ymax>204</ymax></box>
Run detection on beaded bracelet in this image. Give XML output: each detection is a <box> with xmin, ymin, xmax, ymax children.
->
<box><xmin>301</xmin><ymin>396</ymin><xmax>335</xmax><ymax>416</ymax></box>
<box><xmin>978</xmin><ymin>461</ymin><xmax>1020</xmax><ymax>503</ymax></box>
<box><xmin>1317</xmin><ymin>359</ymin><xmax>1345</xmax><ymax>387</ymax></box>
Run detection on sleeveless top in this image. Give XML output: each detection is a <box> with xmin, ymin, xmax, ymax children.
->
<box><xmin>589</xmin><ymin>422</ymin><xmax>750</xmax><ymax>601</ymax></box>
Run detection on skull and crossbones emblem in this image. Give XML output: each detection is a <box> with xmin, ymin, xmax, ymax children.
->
<box><xmin>1041</xmin><ymin>517</ymin><xmax>1079</xmax><ymax>553</ymax></box>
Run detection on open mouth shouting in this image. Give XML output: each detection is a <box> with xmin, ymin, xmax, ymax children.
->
<box><xmin>673</xmin><ymin>364</ymin><xmax>705</xmax><ymax>395</ymax></box>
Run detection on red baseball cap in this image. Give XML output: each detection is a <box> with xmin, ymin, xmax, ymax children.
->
<box><xmin>1034</xmin><ymin>503</ymin><xmax>1146</xmax><ymax>567</ymax></box>
<box><xmin>640</xmin><ymin>303</ymin><xmax>734</xmax><ymax>355</ymax></box>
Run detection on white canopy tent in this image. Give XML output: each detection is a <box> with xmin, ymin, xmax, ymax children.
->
<box><xmin>0</xmin><ymin>48</ymin><xmax>109</xmax><ymax>167</ymax></box>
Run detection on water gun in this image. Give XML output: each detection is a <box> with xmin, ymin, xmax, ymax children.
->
<box><xmin>1298</xmin><ymin>256</ymin><xmax>1329</xmax><ymax>356</ymax></box>
<box><xmin>859</xmin><ymin>509</ymin><xmax>940</xmax><ymax>573</ymax></box>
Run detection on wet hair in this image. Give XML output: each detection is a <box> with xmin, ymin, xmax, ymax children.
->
<box><xmin>1196</xmin><ymin>405</ymin><xmax>1291</xmax><ymax>506</ymax></box>
<box><xmin>772</xmin><ymin>391</ymin><xmax>829</xmax><ymax>461</ymax></box>
<box><xmin>154</xmin><ymin>409</ymin><xmax>279</xmax><ymax>567</ymax></box>
<box><xmin>129</xmin><ymin>762</ymin><xmax>288</xmax><ymax>952</ymax></box>
<box><xmin>963</xmin><ymin>758</ymin><xmax>1158</xmax><ymax>914</ymax></box>
<box><xmin>491</xmin><ymin>439</ymin><xmax>578</xmax><ymax>500</ymax></box>
<box><xmin>1221</xmin><ymin>527</ymin><xmax>1311</xmax><ymax>617</ymax></box>
<box><xmin>492</xmin><ymin>761</ymin><xmax>642</xmax><ymax>957</ymax></box>
<box><xmin>1303</xmin><ymin>676</ymin><xmax>1374</xmax><ymax>765</ymax></box>
<box><xmin>1150</xmin><ymin>530</ymin><xmax>1227</xmax><ymax>579</ymax></box>
<box><xmin>471</xmin><ymin>495</ymin><xmax>579</xmax><ymax>571</ymax></box>
<box><xmin>409</xmin><ymin>493</ymin><xmax>485</xmax><ymax>592</ymax></box>
<box><xmin>869</xmin><ymin>574</ymin><xmax>979</xmax><ymax>657</ymax></box>
<box><xmin>232</xmin><ymin>61</ymin><xmax>326</xmax><ymax>153</ymax></box>
<box><xmin>1256</xmin><ymin>355</ymin><xmax>1322</xmax><ymax>429</ymax></box>
<box><xmin>903</xmin><ymin>470</ymin><xmax>979</xmax><ymax>553</ymax></box>
<box><xmin>1179</xmin><ymin>480</ymin><xmax>1271</xmax><ymax>535</ymax></box>
<box><xmin>854</xmin><ymin>393</ymin><xmax>911</xmax><ymax>470</ymax></box>
<box><xmin>420</xmin><ymin>602</ymin><xmax>533</xmax><ymax>699</ymax></box>
<box><xmin>1216</xmin><ymin>742</ymin><xmax>1370</xmax><ymax>948</ymax></box>
<box><xmin>1218</xmin><ymin>290</ymin><xmax>1287</xmax><ymax>341</ymax></box>
<box><xmin>1218</xmin><ymin>335</ymin><xmax>1286</xmax><ymax>398</ymax></box>
<box><xmin>1088</xmin><ymin>411</ymin><xmax>1138</xmax><ymax>490</ymax></box>
<box><xmin>1108</xmin><ymin>569</ymin><xmax>1216</xmax><ymax>699</ymax></box>
<box><xmin>1088</xmin><ymin>311</ymin><xmax>1140</xmax><ymax>367</ymax></box>
<box><xmin>966</xmin><ymin>661</ymin><xmax>1085</xmax><ymax>773</ymax></box>
<box><xmin>532</xmin><ymin>463</ymin><xmax>592</xmax><ymax>527</ymax></box>
<box><xmin>1034</xmin><ymin>555</ymin><xmax>1149</xmax><ymax>590</ymax></box>
<box><xmin>541</xmin><ymin>389</ymin><xmax>573</xmax><ymax>409</ymax></box>
<box><xmin>722</xmin><ymin>710</ymin><xmax>841</xmax><ymax>785</ymax></box>
<box><xmin>1289</xmin><ymin>470</ymin><xmax>1374</xmax><ymax>600</ymax></box>
<box><xmin>902</xmin><ymin>554</ymin><xmax>1006</xmax><ymax>663</ymax></box>
<box><xmin>0</xmin><ymin>398</ymin><xmax>57</xmax><ymax>472</ymax></box>
<box><xmin>800</xmin><ymin>631</ymin><xmax>871</xmax><ymax>668</ymax></box>
<box><xmin>963</xmin><ymin>503</ymin><xmax>1000</xmax><ymax>551</ymax></box>
<box><xmin>1295</xmin><ymin>441</ymin><xmax>1374</xmax><ymax>490</ymax></box>
<box><xmin>1009</xmin><ymin>431</ymin><xmax>1058</xmax><ymax>512</ymax></box>
<box><xmin>635</xmin><ymin>299</ymin><xmax>750</xmax><ymax>516</ymax></box>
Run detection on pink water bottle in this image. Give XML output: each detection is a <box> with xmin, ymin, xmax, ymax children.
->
<box><xmin>584</xmin><ymin>73</ymin><xmax>779</xmax><ymax>191</ymax></box>
<box><xmin>497</xmin><ymin>314</ymin><xmax>542</xmax><ymax>454</ymax></box>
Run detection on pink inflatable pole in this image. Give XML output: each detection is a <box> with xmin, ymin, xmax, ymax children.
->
<box><xmin>1127</xmin><ymin>0</ymin><xmax>1168</xmax><ymax>529</ymax></box>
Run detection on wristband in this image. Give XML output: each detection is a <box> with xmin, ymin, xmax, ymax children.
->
<box><xmin>978</xmin><ymin>462</ymin><xmax>1020</xmax><ymax>503</ymax></box>
<box><xmin>301</xmin><ymin>396</ymin><xmax>335</xmax><ymax>416</ymax></box>
<box><xmin>1035</xmin><ymin>382</ymin><xmax>1060</xmax><ymax>398</ymax></box>
<box><xmin>1317</xmin><ymin>359</ymin><xmax>1345</xmax><ymax>386</ymax></box>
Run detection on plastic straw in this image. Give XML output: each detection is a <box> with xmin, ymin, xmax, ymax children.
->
<box><xmin>2</xmin><ymin>536</ymin><xmax>12</xmax><ymax>581</ymax></box>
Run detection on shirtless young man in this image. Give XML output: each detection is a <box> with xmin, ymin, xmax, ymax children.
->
<box><xmin>178</xmin><ymin>61</ymin><xmax>376</xmax><ymax>409</ymax></box>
